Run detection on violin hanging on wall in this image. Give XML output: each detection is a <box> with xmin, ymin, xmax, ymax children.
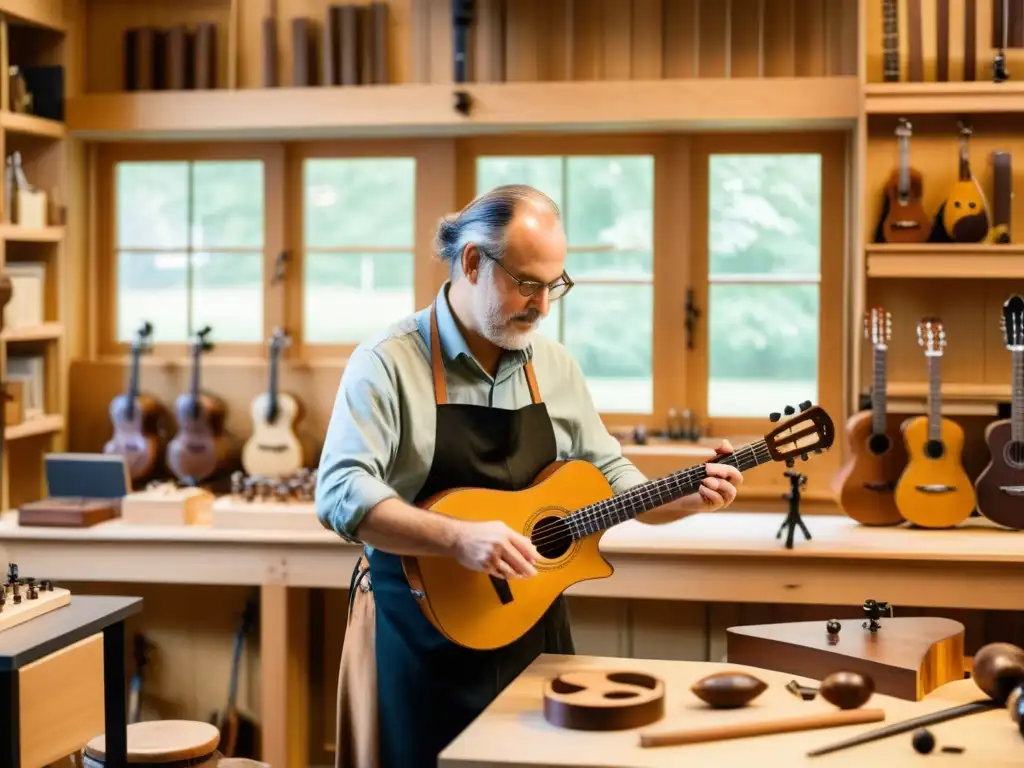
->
<box><xmin>166</xmin><ymin>326</ymin><xmax>229</xmax><ymax>485</ymax></box>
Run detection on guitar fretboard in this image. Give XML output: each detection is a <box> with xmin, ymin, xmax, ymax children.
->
<box><xmin>883</xmin><ymin>0</ymin><xmax>900</xmax><ymax>82</ymax></box>
<box><xmin>872</xmin><ymin>345</ymin><xmax>888</xmax><ymax>435</ymax></box>
<box><xmin>1012</xmin><ymin>349</ymin><xmax>1024</xmax><ymax>444</ymax></box>
<box><xmin>927</xmin><ymin>354</ymin><xmax>943</xmax><ymax>442</ymax></box>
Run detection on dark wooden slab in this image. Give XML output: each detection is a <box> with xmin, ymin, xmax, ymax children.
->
<box><xmin>0</xmin><ymin>595</ymin><xmax>142</xmax><ymax>670</ymax></box>
<box><xmin>726</xmin><ymin>616</ymin><xmax>965</xmax><ymax>701</ymax></box>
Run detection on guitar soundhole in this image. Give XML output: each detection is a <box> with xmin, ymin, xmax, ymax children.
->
<box><xmin>925</xmin><ymin>439</ymin><xmax>945</xmax><ymax>459</ymax></box>
<box><xmin>1003</xmin><ymin>441</ymin><xmax>1024</xmax><ymax>469</ymax></box>
<box><xmin>531</xmin><ymin>516</ymin><xmax>572</xmax><ymax>560</ymax></box>
<box><xmin>868</xmin><ymin>433</ymin><xmax>890</xmax><ymax>455</ymax></box>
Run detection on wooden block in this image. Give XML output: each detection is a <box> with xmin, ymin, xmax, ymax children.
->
<box><xmin>121</xmin><ymin>484</ymin><xmax>214</xmax><ymax>527</ymax></box>
<box><xmin>18</xmin><ymin>499</ymin><xmax>118</xmax><ymax>528</ymax></box>
<box><xmin>211</xmin><ymin>496</ymin><xmax>320</xmax><ymax>532</ymax></box>
<box><xmin>726</xmin><ymin>616</ymin><xmax>966</xmax><ymax>701</ymax></box>
<box><xmin>0</xmin><ymin>587</ymin><xmax>71</xmax><ymax>633</ymax></box>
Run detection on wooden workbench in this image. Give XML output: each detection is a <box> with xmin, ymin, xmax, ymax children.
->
<box><xmin>1</xmin><ymin>509</ymin><xmax>1021</xmax><ymax>768</ymax></box>
<box><xmin>440</xmin><ymin>654</ymin><xmax>1017</xmax><ymax>766</ymax></box>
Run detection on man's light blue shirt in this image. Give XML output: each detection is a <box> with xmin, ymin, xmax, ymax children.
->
<box><xmin>315</xmin><ymin>282</ymin><xmax>649</xmax><ymax>546</ymax></box>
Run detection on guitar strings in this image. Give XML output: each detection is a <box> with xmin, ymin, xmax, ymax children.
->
<box><xmin>527</xmin><ymin>441</ymin><xmax>775</xmax><ymax>551</ymax></box>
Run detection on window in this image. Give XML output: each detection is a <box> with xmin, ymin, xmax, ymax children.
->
<box><xmin>114</xmin><ymin>160</ymin><xmax>265</xmax><ymax>344</ymax></box>
<box><xmin>476</xmin><ymin>155</ymin><xmax>655</xmax><ymax>414</ymax></box>
<box><xmin>302</xmin><ymin>157</ymin><xmax>416</xmax><ymax>344</ymax></box>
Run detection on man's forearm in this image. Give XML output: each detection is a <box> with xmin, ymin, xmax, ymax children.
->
<box><xmin>353</xmin><ymin>496</ymin><xmax>463</xmax><ymax>556</ymax></box>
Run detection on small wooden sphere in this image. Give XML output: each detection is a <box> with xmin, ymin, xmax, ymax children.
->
<box><xmin>972</xmin><ymin>642</ymin><xmax>1024</xmax><ymax>705</ymax></box>
<box><xmin>826</xmin><ymin>619</ymin><xmax>841</xmax><ymax>635</ymax></box>
<box><xmin>820</xmin><ymin>670</ymin><xmax>874</xmax><ymax>710</ymax></box>
<box><xmin>912</xmin><ymin>727</ymin><xmax>936</xmax><ymax>754</ymax></box>
<box><xmin>690</xmin><ymin>671</ymin><xmax>768</xmax><ymax>709</ymax></box>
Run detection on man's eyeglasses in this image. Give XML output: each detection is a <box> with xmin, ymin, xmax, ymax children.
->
<box><xmin>478</xmin><ymin>248</ymin><xmax>574</xmax><ymax>302</ymax></box>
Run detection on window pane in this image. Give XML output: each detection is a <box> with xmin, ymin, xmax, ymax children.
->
<box><xmin>304</xmin><ymin>252</ymin><xmax>414</xmax><ymax>343</ymax></box>
<box><xmin>535</xmin><ymin>299</ymin><xmax>563</xmax><ymax>342</ymax></box>
<box><xmin>304</xmin><ymin>158</ymin><xmax>416</xmax><ymax>247</ymax></box>
<box><xmin>192</xmin><ymin>161</ymin><xmax>265</xmax><ymax>249</ymax></box>
<box><xmin>116</xmin><ymin>251</ymin><xmax>189</xmax><ymax>342</ymax></box>
<box><xmin>708</xmin><ymin>154</ymin><xmax>821</xmax><ymax>276</ymax></box>
<box><xmin>116</xmin><ymin>162</ymin><xmax>189</xmax><ymax>249</ymax></box>
<box><xmin>563</xmin><ymin>284</ymin><xmax>652</xmax><ymax>413</ymax></box>
<box><xmin>475</xmin><ymin>157</ymin><xmax>563</xmax><ymax>207</ymax></box>
<box><xmin>191</xmin><ymin>252</ymin><xmax>264</xmax><ymax>343</ymax></box>
<box><xmin>568</xmin><ymin>250</ymin><xmax>651</xmax><ymax>279</ymax></box>
<box><xmin>566</xmin><ymin>156</ymin><xmax>654</xmax><ymax>249</ymax></box>
<box><xmin>708</xmin><ymin>283</ymin><xmax>818</xmax><ymax>418</ymax></box>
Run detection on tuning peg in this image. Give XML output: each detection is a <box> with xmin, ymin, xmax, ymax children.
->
<box><xmin>769</xmin><ymin>412</ymin><xmax>781</xmax><ymax>422</ymax></box>
<box><xmin>800</xmin><ymin>452</ymin><xmax>809</xmax><ymax>461</ymax></box>
<box><xmin>784</xmin><ymin>405</ymin><xmax>795</xmax><ymax>415</ymax></box>
<box><xmin>799</xmin><ymin>400</ymin><xmax>811</xmax><ymax>411</ymax></box>
<box><xmin>814</xmin><ymin>448</ymin><xmax>823</xmax><ymax>454</ymax></box>
<box><xmin>785</xmin><ymin>458</ymin><xmax>795</xmax><ymax>468</ymax></box>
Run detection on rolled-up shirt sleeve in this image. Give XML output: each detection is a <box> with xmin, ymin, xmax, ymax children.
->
<box><xmin>316</xmin><ymin>345</ymin><xmax>402</xmax><ymax>543</ymax></box>
<box><xmin>565</xmin><ymin>358</ymin><xmax>648</xmax><ymax>494</ymax></box>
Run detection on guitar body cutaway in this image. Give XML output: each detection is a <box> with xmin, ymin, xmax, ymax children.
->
<box><xmin>894</xmin><ymin>415</ymin><xmax>975</xmax><ymax>528</ymax></box>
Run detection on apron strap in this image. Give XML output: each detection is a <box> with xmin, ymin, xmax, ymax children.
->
<box><xmin>429</xmin><ymin>299</ymin><xmax>543</xmax><ymax>407</ymax></box>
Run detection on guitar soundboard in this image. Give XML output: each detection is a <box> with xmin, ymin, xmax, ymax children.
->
<box><xmin>0</xmin><ymin>563</ymin><xmax>71</xmax><ymax>633</ymax></box>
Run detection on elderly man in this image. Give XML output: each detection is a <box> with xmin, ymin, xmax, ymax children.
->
<box><xmin>317</xmin><ymin>184</ymin><xmax>743</xmax><ymax>768</ymax></box>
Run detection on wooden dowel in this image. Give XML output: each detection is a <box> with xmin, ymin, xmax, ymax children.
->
<box><xmin>638</xmin><ymin>708</ymin><xmax>885</xmax><ymax>748</ymax></box>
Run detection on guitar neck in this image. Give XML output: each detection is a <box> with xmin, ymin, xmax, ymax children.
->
<box><xmin>267</xmin><ymin>346</ymin><xmax>280</xmax><ymax>421</ymax></box>
<box><xmin>126</xmin><ymin>348</ymin><xmax>142</xmax><ymax>419</ymax></box>
<box><xmin>569</xmin><ymin>441</ymin><xmax>772</xmax><ymax>538</ymax></box>
<box><xmin>897</xmin><ymin>134</ymin><xmax>910</xmax><ymax>200</ymax></box>
<box><xmin>871</xmin><ymin>345</ymin><xmax>888</xmax><ymax>434</ymax></box>
<box><xmin>882</xmin><ymin>0</ymin><xmax>900</xmax><ymax>81</ymax></box>
<box><xmin>927</xmin><ymin>354</ymin><xmax>943</xmax><ymax>441</ymax></box>
<box><xmin>189</xmin><ymin>347</ymin><xmax>202</xmax><ymax>418</ymax></box>
<box><xmin>959</xmin><ymin>140</ymin><xmax>971</xmax><ymax>181</ymax></box>
<box><xmin>1012</xmin><ymin>349</ymin><xmax>1024</xmax><ymax>444</ymax></box>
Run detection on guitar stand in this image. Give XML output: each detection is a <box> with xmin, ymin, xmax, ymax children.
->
<box><xmin>777</xmin><ymin>470</ymin><xmax>811</xmax><ymax>549</ymax></box>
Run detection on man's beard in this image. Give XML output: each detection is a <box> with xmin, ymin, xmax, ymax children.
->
<box><xmin>473</xmin><ymin>282</ymin><xmax>541</xmax><ymax>351</ymax></box>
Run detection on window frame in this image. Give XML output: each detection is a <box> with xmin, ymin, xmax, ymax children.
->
<box><xmin>687</xmin><ymin>131</ymin><xmax>848</xmax><ymax>439</ymax></box>
<box><xmin>96</xmin><ymin>142</ymin><xmax>286</xmax><ymax>361</ymax></box>
<box><xmin>286</xmin><ymin>139</ymin><xmax>454</xmax><ymax>362</ymax></box>
<box><xmin>457</xmin><ymin>134</ymin><xmax>687</xmax><ymax>431</ymax></box>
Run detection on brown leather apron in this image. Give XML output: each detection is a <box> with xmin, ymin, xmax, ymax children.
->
<box><xmin>333</xmin><ymin>556</ymin><xmax>376</xmax><ymax>768</ymax></box>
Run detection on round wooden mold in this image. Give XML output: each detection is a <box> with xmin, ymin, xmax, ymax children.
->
<box><xmin>84</xmin><ymin>721</ymin><xmax>221</xmax><ymax>766</ymax></box>
<box><xmin>543</xmin><ymin>669</ymin><xmax>665</xmax><ymax>731</ymax></box>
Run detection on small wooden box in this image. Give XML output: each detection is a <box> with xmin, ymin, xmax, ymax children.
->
<box><xmin>17</xmin><ymin>453</ymin><xmax>130</xmax><ymax>528</ymax></box>
<box><xmin>18</xmin><ymin>498</ymin><xmax>118</xmax><ymax>528</ymax></box>
<box><xmin>211</xmin><ymin>495</ymin><xmax>321</xmax><ymax>532</ymax></box>
<box><xmin>121</xmin><ymin>484</ymin><xmax>214</xmax><ymax>526</ymax></box>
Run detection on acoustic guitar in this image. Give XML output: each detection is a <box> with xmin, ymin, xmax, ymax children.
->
<box><xmin>241</xmin><ymin>328</ymin><xmax>304</xmax><ymax>479</ymax></box>
<box><xmin>877</xmin><ymin>119</ymin><xmax>931</xmax><ymax>243</ymax></box>
<box><xmin>832</xmin><ymin>307</ymin><xmax>907</xmax><ymax>525</ymax></box>
<box><xmin>104</xmin><ymin>321</ymin><xmax>163</xmax><ymax>482</ymax></box>
<box><xmin>893</xmin><ymin>319</ymin><xmax>975</xmax><ymax>528</ymax></box>
<box><xmin>975</xmin><ymin>294</ymin><xmax>1024</xmax><ymax>530</ymax></box>
<box><xmin>166</xmin><ymin>326</ymin><xmax>228</xmax><ymax>485</ymax></box>
<box><xmin>402</xmin><ymin>402</ymin><xmax>835</xmax><ymax>650</ymax></box>
<box><xmin>210</xmin><ymin>594</ymin><xmax>258</xmax><ymax>757</ymax></box>
<box><xmin>939</xmin><ymin>121</ymin><xmax>990</xmax><ymax>243</ymax></box>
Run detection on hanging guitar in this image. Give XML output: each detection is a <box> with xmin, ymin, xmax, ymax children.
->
<box><xmin>241</xmin><ymin>328</ymin><xmax>304</xmax><ymax>479</ymax></box>
<box><xmin>402</xmin><ymin>402</ymin><xmax>835</xmax><ymax>650</ymax></box>
<box><xmin>893</xmin><ymin>318</ymin><xmax>976</xmax><ymax>528</ymax></box>
<box><xmin>934</xmin><ymin>120</ymin><xmax>990</xmax><ymax>243</ymax></box>
<box><xmin>832</xmin><ymin>307</ymin><xmax>907</xmax><ymax>525</ymax></box>
<box><xmin>104</xmin><ymin>321</ymin><xmax>164</xmax><ymax>483</ymax></box>
<box><xmin>166</xmin><ymin>326</ymin><xmax>229</xmax><ymax>485</ymax></box>
<box><xmin>875</xmin><ymin>119</ymin><xmax>931</xmax><ymax>243</ymax></box>
<box><xmin>975</xmin><ymin>294</ymin><xmax>1024</xmax><ymax>530</ymax></box>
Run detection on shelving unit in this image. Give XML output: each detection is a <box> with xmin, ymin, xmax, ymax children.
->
<box><xmin>0</xmin><ymin>6</ymin><xmax>68</xmax><ymax>512</ymax></box>
<box><xmin>866</xmin><ymin>244</ymin><xmax>1024</xmax><ymax>278</ymax></box>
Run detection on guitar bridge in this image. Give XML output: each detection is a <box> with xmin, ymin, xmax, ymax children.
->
<box><xmin>489</xmin><ymin>575</ymin><xmax>514</xmax><ymax>605</ymax></box>
<box><xmin>998</xmin><ymin>486</ymin><xmax>1024</xmax><ymax>496</ymax></box>
<box><xmin>914</xmin><ymin>484</ymin><xmax>956</xmax><ymax>493</ymax></box>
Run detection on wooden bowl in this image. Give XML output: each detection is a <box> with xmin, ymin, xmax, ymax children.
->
<box><xmin>543</xmin><ymin>669</ymin><xmax>665</xmax><ymax>731</ymax></box>
<box><xmin>690</xmin><ymin>671</ymin><xmax>768</xmax><ymax>709</ymax></box>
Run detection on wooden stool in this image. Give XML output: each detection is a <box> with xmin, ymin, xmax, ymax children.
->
<box><xmin>82</xmin><ymin>721</ymin><xmax>222</xmax><ymax>767</ymax></box>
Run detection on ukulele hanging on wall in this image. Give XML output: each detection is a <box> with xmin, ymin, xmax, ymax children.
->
<box><xmin>875</xmin><ymin>119</ymin><xmax>931</xmax><ymax>243</ymax></box>
<box><xmin>932</xmin><ymin>121</ymin><xmax>991</xmax><ymax>243</ymax></box>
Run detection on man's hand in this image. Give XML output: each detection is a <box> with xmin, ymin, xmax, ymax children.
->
<box><xmin>452</xmin><ymin>520</ymin><xmax>540</xmax><ymax>579</ymax></box>
<box><xmin>694</xmin><ymin>439</ymin><xmax>742</xmax><ymax>512</ymax></box>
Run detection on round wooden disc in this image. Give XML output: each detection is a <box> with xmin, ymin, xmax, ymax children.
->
<box><xmin>543</xmin><ymin>669</ymin><xmax>665</xmax><ymax>731</ymax></box>
<box><xmin>85</xmin><ymin>721</ymin><xmax>220</xmax><ymax>764</ymax></box>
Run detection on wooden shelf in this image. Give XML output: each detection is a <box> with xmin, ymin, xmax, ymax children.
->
<box><xmin>0</xmin><ymin>225</ymin><xmax>64</xmax><ymax>243</ymax></box>
<box><xmin>0</xmin><ymin>110</ymin><xmax>65</xmax><ymax>140</ymax></box>
<box><xmin>886</xmin><ymin>382</ymin><xmax>1009</xmax><ymax>400</ymax></box>
<box><xmin>66</xmin><ymin>77</ymin><xmax>861</xmax><ymax>140</ymax></box>
<box><xmin>1</xmin><ymin>322</ymin><xmax>62</xmax><ymax>342</ymax></box>
<box><xmin>866</xmin><ymin>244</ymin><xmax>1024</xmax><ymax>278</ymax></box>
<box><xmin>864</xmin><ymin>81</ymin><xmax>1024</xmax><ymax>115</ymax></box>
<box><xmin>5</xmin><ymin>414</ymin><xmax>64</xmax><ymax>441</ymax></box>
<box><xmin>0</xmin><ymin>0</ymin><xmax>67</xmax><ymax>32</ymax></box>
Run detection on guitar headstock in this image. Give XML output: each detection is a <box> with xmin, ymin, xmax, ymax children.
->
<box><xmin>765</xmin><ymin>400</ymin><xmax>835</xmax><ymax>468</ymax></box>
<box><xmin>864</xmin><ymin>306</ymin><xmax>891</xmax><ymax>348</ymax></box>
<box><xmin>957</xmin><ymin>119</ymin><xmax>973</xmax><ymax>139</ymax></box>
<box><xmin>132</xmin><ymin>321</ymin><xmax>154</xmax><ymax>354</ymax></box>
<box><xmin>269</xmin><ymin>327</ymin><xmax>292</xmax><ymax>356</ymax></box>
<box><xmin>895</xmin><ymin>118</ymin><xmax>912</xmax><ymax>138</ymax></box>
<box><xmin>916</xmin><ymin>317</ymin><xmax>946</xmax><ymax>357</ymax></box>
<box><xmin>190</xmin><ymin>325</ymin><xmax>214</xmax><ymax>355</ymax></box>
<box><xmin>1000</xmin><ymin>295</ymin><xmax>1024</xmax><ymax>352</ymax></box>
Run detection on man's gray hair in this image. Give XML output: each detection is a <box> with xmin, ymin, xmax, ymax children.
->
<box><xmin>434</xmin><ymin>184</ymin><xmax>560</xmax><ymax>277</ymax></box>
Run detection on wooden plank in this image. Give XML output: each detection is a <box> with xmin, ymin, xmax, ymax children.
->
<box><xmin>730</xmin><ymin>0</ymin><xmax>762</xmax><ymax>77</ymax></box>
<box><xmin>794</xmin><ymin>0</ymin><xmax>826</xmax><ymax>76</ymax></box>
<box><xmin>572</xmin><ymin>0</ymin><xmax>604</xmax><ymax>79</ymax></box>
<box><xmin>631</xmin><ymin>0</ymin><xmax>664</xmax><ymax>79</ymax></box>
<box><xmin>505</xmin><ymin>0</ymin><xmax>539</xmax><ymax>81</ymax></box>
<box><xmin>697</xmin><ymin>0</ymin><xmax>729</xmax><ymax>76</ymax></box>
<box><xmin>540</xmin><ymin>0</ymin><xmax>573</xmax><ymax>81</ymax></box>
<box><xmin>603</xmin><ymin>0</ymin><xmax>633</xmax><ymax>79</ymax></box>
<box><xmin>762</xmin><ymin>0</ymin><xmax>795</xmax><ymax>76</ymax></box>
<box><xmin>663</xmin><ymin>0</ymin><xmax>698</xmax><ymax>78</ymax></box>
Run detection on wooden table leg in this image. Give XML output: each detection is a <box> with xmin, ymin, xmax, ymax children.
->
<box><xmin>102</xmin><ymin>621</ymin><xmax>128</xmax><ymax>768</ymax></box>
<box><xmin>0</xmin><ymin>668</ymin><xmax>19</xmax><ymax>768</ymax></box>
<box><xmin>260</xmin><ymin>585</ymin><xmax>309</xmax><ymax>768</ymax></box>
